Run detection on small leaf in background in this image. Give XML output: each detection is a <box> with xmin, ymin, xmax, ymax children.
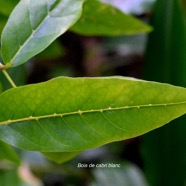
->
<box><xmin>0</xmin><ymin>77</ymin><xmax>186</xmax><ymax>152</ymax></box>
<box><xmin>0</xmin><ymin>0</ymin><xmax>19</xmax><ymax>35</ymax></box>
<box><xmin>0</xmin><ymin>140</ymin><xmax>20</xmax><ymax>165</ymax></box>
<box><xmin>71</xmin><ymin>0</ymin><xmax>152</xmax><ymax>36</ymax></box>
<box><xmin>1</xmin><ymin>0</ymin><xmax>85</xmax><ymax>68</ymax></box>
<box><xmin>90</xmin><ymin>162</ymin><xmax>149</xmax><ymax>186</ymax></box>
<box><xmin>36</xmin><ymin>40</ymin><xmax>64</xmax><ymax>60</ymax></box>
<box><xmin>0</xmin><ymin>169</ymin><xmax>22</xmax><ymax>186</ymax></box>
<box><xmin>0</xmin><ymin>0</ymin><xmax>19</xmax><ymax>16</ymax></box>
<box><xmin>0</xmin><ymin>14</ymin><xmax>8</xmax><ymax>36</ymax></box>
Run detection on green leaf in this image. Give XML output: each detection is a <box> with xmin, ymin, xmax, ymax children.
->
<box><xmin>0</xmin><ymin>14</ymin><xmax>8</xmax><ymax>36</ymax></box>
<box><xmin>43</xmin><ymin>151</ymin><xmax>81</xmax><ymax>164</ymax></box>
<box><xmin>0</xmin><ymin>77</ymin><xmax>186</xmax><ymax>152</ymax></box>
<box><xmin>36</xmin><ymin>40</ymin><xmax>64</xmax><ymax>60</ymax></box>
<box><xmin>1</xmin><ymin>0</ymin><xmax>85</xmax><ymax>68</ymax></box>
<box><xmin>0</xmin><ymin>169</ymin><xmax>22</xmax><ymax>186</ymax></box>
<box><xmin>70</xmin><ymin>0</ymin><xmax>152</xmax><ymax>36</ymax></box>
<box><xmin>0</xmin><ymin>82</ymin><xmax>2</xmax><ymax>94</ymax></box>
<box><xmin>0</xmin><ymin>140</ymin><xmax>20</xmax><ymax>164</ymax></box>
<box><xmin>141</xmin><ymin>0</ymin><xmax>186</xmax><ymax>185</ymax></box>
<box><xmin>0</xmin><ymin>0</ymin><xmax>19</xmax><ymax>16</ymax></box>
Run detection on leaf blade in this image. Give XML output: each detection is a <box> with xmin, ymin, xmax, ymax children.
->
<box><xmin>1</xmin><ymin>0</ymin><xmax>85</xmax><ymax>68</ymax></box>
<box><xmin>0</xmin><ymin>77</ymin><xmax>186</xmax><ymax>152</ymax></box>
<box><xmin>43</xmin><ymin>151</ymin><xmax>81</xmax><ymax>164</ymax></box>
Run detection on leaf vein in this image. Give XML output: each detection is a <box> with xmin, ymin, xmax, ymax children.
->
<box><xmin>61</xmin><ymin>116</ymin><xmax>90</xmax><ymax>143</ymax></box>
<box><xmin>1</xmin><ymin>102</ymin><xmax>186</xmax><ymax>125</ymax></box>
<box><xmin>4</xmin><ymin>124</ymin><xmax>41</xmax><ymax>148</ymax></box>
<box><xmin>79</xmin><ymin>114</ymin><xmax>108</xmax><ymax>140</ymax></box>
<box><xmin>36</xmin><ymin>119</ymin><xmax>71</xmax><ymax>148</ymax></box>
<box><xmin>101</xmin><ymin>112</ymin><xmax>134</xmax><ymax>132</ymax></box>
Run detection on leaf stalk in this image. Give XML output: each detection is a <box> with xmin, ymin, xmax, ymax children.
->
<box><xmin>2</xmin><ymin>69</ymin><xmax>17</xmax><ymax>88</ymax></box>
<box><xmin>0</xmin><ymin>63</ymin><xmax>5</xmax><ymax>70</ymax></box>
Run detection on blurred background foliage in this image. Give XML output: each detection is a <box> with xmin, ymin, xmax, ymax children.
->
<box><xmin>0</xmin><ymin>0</ymin><xmax>186</xmax><ymax>185</ymax></box>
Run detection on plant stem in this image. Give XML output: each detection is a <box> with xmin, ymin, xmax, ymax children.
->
<box><xmin>2</xmin><ymin>70</ymin><xmax>17</xmax><ymax>88</ymax></box>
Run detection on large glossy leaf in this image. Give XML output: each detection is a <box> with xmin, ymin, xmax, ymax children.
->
<box><xmin>0</xmin><ymin>81</ymin><xmax>20</xmax><ymax>165</ymax></box>
<box><xmin>71</xmin><ymin>0</ymin><xmax>152</xmax><ymax>36</ymax></box>
<box><xmin>0</xmin><ymin>77</ymin><xmax>186</xmax><ymax>152</ymax></box>
<box><xmin>1</xmin><ymin>0</ymin><xmax>85</xmax><ymax>68</ymax></box>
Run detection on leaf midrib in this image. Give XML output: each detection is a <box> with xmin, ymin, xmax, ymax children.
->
<box><xmin>1</xmin><ymin>101</ymin><xmax>186</xmax><ymax>125</ymax></box>
<box><xmin>8</xmin><ymin>15</ymin><xmax>47</xmax><ymax>66</ymax></box>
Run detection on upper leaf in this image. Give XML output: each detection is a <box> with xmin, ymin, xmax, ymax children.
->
<box><xmin>1</xmin><ymin>0</ymin><xmax>85</xmax><ymax>68</ymax></box>
<box><xmin>0</xmin><ymin>77</ymin><xmax>186</xmax><ymax>152</ymax></box>
<box><xmin>70</xmin><ymin>0</ymin><xmax>152</xmax><ymax>36</ymax></box>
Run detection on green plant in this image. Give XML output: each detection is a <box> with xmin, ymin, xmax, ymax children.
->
<box><xmin>141</xmin><ymin>0</ymin><xmax>186</xmax><ymax>185</ymax></box>
<box><xmin>0</xmin><ymin>0</ymin><xmax>185</xmax><ymax>172</ymax></box>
